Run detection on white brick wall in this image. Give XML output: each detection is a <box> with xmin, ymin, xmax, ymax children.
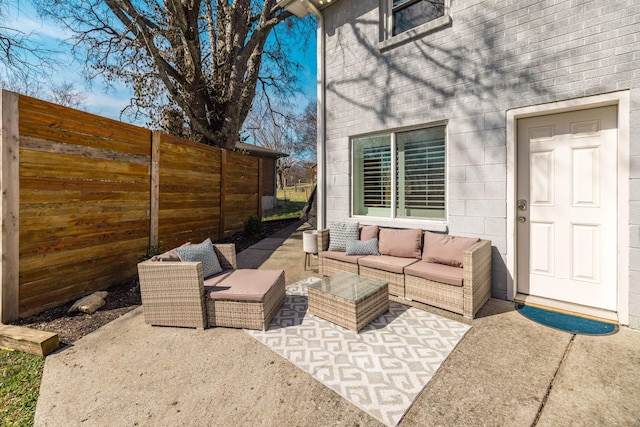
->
<box><xmin>322</xmin><ymin>0</ymin><xmax>640</xmax><ymax>323</ymax></box>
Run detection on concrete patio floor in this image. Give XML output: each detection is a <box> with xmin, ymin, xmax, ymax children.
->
<box><xmin>35</xmin><ymin>221</ymin><xmax>640</xmax><ymax>426</ymax></box>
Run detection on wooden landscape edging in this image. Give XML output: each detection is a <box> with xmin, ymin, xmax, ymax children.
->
<box><xmin>0</xmin><ymin>324</ymin><xmax>59</xmax><ymax>356</ymax></box>
<box><xmin>0</xmin><ymin>90</ymin><xmax>264</xmax><ymax>322</ymax></box>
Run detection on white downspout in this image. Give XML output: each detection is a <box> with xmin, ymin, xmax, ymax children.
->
<box><xmin>300</xmin><ymin>0</ymin><xmax>326</xmax><ymax>229</ymax></box>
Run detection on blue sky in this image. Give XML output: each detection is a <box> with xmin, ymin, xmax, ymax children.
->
<box><xmin>3</xmin><ymin>2</ymin><xmax>317</xmax><ymax>124</ymax></box>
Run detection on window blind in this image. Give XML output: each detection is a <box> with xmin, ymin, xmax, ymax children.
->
<box><xmin>397</xmin><ymin>126</ymin><xmax>445</xmax><ymax>218</ymax></box>
<box><xmin>362</xmin><ymin>145</ymin><xmax>391</xmax><ymax>208</ymax></box>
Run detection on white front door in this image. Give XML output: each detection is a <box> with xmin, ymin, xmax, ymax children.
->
<box><xmin>517</xmin><ymin>106</ymin><xmax>618</xmax><ymax>311</ymax></box>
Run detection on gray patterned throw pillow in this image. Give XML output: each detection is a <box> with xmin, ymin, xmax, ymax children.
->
<box><xmin>345</xmin><ymin>238</ymin><xmax>380</xmax><ymax>256</ymax></box>
<box><xmin>328</xmin><ymin>221</ymin><xmax>360</xmax><ymax>252</ymax></box>
<box><xmin>176</xmin><ymin>237</ymin><xmax>223</xmax><ymax>278</ymax></box>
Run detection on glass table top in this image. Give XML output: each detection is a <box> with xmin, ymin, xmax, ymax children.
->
<box><xmin>307</xmin><ymin>272</ymin><xmax>388</xmax><ymax>303</ymax></box>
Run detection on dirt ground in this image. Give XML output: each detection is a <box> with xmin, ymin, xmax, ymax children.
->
<box><xmin>13</xmin><ymin>218</ymin><xmax>299</xmax><ymax>346</ymax></box>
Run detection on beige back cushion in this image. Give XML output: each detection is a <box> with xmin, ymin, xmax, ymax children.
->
<box><xmin>360</xmin><ymin>225</ymin><xmax>379</xmax><ymax>241</ymax></box>
<box><xmin>422</xmin><ymin>231</ymin><xmax>479</xmax><ymax>267</ymax></box>
<box><xmin>378</xmin><ymin>228</ymin><xmax>422</xmax><ymax>259</ymax></box>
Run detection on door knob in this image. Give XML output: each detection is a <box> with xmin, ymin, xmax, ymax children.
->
<box><xmin>518</xmin><ymin>199</ymin><xmax>527</xmax><ymax>211</ymax></box>
<box><xmin>518</xmin><ymin>216</ymin><xmax>526</xmax><ymax>223</ymax></box>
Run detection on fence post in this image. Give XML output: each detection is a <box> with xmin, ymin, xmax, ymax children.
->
<box><xmin>219</xmin><ymin>149</ymin><xmax>227</xmax><ymax>238</ymax></box>
<box><xmin>258</xmin><ymin>157</ymin><xmax>263</xmax><ymax>219</ymax></box>
<box><xmin>150</xmin><ymin>132</ymin><xmax>161</xmax><ymax>248</ymax></box>
<box><xmin>0</xmin><ymin>90</ymin><xmax>20</xmax><ymax>323</ymax></box>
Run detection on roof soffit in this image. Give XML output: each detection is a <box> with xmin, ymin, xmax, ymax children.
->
<box><xmin>279</xmin><ymin>0</ymin><xmax>341</xmax><ymax>18</ymax></box>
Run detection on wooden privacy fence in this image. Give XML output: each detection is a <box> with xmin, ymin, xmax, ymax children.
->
<box><xmin>0</xmin><ymin>90</ymin><xmax>263</xmax><ymax>322</ymax></box>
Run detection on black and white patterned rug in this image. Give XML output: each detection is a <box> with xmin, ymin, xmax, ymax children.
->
<box><xmin>245</xmin><ymin>277</ymin><xmax>471</xmax><ymax>426</ymax></box>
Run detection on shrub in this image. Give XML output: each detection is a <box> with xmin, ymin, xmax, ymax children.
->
<box><xmin>138</xmin><ymin>246</ymin><xmax>163</xmax><ymax>262</ymax></box>
<box><xmin>245</xmin><ymin>215</ymin><xmax>264</xmax><ymax>235</ymax></box>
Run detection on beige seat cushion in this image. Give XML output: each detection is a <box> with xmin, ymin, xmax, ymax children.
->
<box><xmin>205</xmin><ymin>269</ymin><xmax>284</xmax><ymax>303</ymax></box>
<box><xmin>358</xmin><ymin>255</ymin><xmax>419</xmax><ymax>274</ymax></box>
<box><xmin>405</xmin><ymin>261</ymin><xmax>464</xmax><ymax>287</ymax></box>
<box><xmin>322</xmin><ymin>250</ymin><xmax>366</xmax><ymax>265</ymax></box>
<box><xmin>203</xmin><ymin>270</ymin><xmax>233</xmax><ymax>287</ymax></box>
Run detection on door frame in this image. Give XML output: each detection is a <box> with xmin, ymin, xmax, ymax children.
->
<box><xmin>506</xmin><ymin>91</ymin><xmax>630</xmax><ymax>324</ymax></box>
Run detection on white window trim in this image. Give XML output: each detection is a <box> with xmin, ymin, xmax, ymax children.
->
<box><xmin>379</xmin><ymin>0</ymin><xmax>451</xmax><ymax>52</ymax></box>
<box><xmin>350</xmin><ymin>217</ymin><xmax>448</xmax><ymax>232</ymax></box>
<box><xmin>349</xmin><ymin>122</ymin><xmax>449</xmax><ymax>232</ymax></box>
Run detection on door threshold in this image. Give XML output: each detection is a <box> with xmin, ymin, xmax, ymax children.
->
<box><xmin>514</xmin><ymin>293</ymin><xmax>618</xmax><ymax>324</ymax></box>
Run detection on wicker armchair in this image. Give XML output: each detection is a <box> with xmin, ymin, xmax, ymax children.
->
<box><xmin>137</xmin><ymin>244</ymin><xmax>235</xmax><ymax>329</ymax></box>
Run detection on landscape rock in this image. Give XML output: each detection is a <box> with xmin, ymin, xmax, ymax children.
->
<box><xmin>68</xmin><ymin>291</ymin><xmax>109</xmax><ymax>314</ymax></box>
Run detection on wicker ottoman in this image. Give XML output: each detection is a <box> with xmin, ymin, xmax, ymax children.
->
<box><xmin>205</xmin><ymin>269</ymin><xmax>286</xmax><ymax>330</ymax></box>
<box><xmin>307</xmin><ymin>272</ymin><xmax>388</xmax><ymax>332</ymax></box>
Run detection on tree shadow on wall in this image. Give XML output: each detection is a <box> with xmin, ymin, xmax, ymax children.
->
<box><xmin>323</xmin><ymin>2</ymin><xmax>563</xmax><ymax>133</ymax></box>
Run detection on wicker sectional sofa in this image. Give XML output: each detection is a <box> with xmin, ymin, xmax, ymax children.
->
<box><xmin>317</xmin><ymin>225</ymin><xmax>492</xmax><ymax>319</ymax></box>
<box><xmin>137</xmin><ymin>242</ymin><xmax>285</xmax><ymax>330</ymax></box>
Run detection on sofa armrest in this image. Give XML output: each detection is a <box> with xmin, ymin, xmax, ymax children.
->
<box><xmin>461</xmin><ymin>239</ymin><xmax>492</xmax><ymax>318</ymax></box>
<box><xmin>137</xmin><ymin>260</ymin><xmax>206</xmax><ymax>328</ymax></box>
<box><xmin>317</xmin><ymin>229</ymin><xmax>330</xmax><ymax>253</ymax></box>
<box><xmin>213</xmin><ymin>243</ymin><xmax>237</xmax><ymax>270</ymax></box>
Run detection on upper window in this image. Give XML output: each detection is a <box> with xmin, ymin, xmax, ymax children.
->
<box><xmin>352</xmin><ymin>125</ymin><xmax>446</xmax><ymax>221</ymax></box>
<box><xmin>392</xmin><ymin>0</ymin><xmax>445</xmax><ymax>36</ymax></box>
<box><xmin>380</xmin><ymin>0</ymin><xmax>450</xmax><ymax>50</ymax></box>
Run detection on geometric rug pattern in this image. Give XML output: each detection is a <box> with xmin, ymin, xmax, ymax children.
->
<box><xmin>245</xmin><ymin>277</ymin><xmax>471</xmax><ymax>426</ymax></box>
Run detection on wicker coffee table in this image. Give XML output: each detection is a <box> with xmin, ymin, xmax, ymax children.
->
<box><xmin>307</xmin><ymin>272</ymin><xmax>389</xmax><ymax>332</ymax></box>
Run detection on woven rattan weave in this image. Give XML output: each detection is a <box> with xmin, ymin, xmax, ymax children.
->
<box><xmin>316</xmin><ymin>228</ymin><xmax>492</xmax><ymax>318</ymax></box>
<box><xmin>307</xmin><ymin>272</ymin><xmax>389</xmax><ymax>332</ymax></box>
<box><xmin>138</xmin><ymin>243</ymin><xmax>285</xmax><ymax>330</ymax></box>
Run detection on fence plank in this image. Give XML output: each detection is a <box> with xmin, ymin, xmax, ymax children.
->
<box><xmin>19</xmin><ymin>219</ymin><xmax>149</xmax><ymax>244</ymax></box>
<box><xmin>20</xmin><ymin>176</ymin><xmax>150</xmax><ymax>193</ymax></box>
<box><xmin>21</xmin><ymin>149</ymin><xmax>149</xmax><ymax>179</ymax></box>
<box><xmin>20</xmin><ymin>136</ymin><xmax>149</xmax><ymax>165</ymax></box>
<box><xmin>19</xmin><ymin>224</ymin><xmax>148</xmax><ymax>258</ymax></box>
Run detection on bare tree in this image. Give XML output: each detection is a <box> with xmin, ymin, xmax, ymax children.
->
<box><xmin>288</xmin><ymin>159</ymin><xmax>315</xmax><ymax>184</ymax></box>
<box><xmin>36</xmin><ymin>0</ymin><xmax>309</xmax><ymax>149</ymax></box>
<box><xmin>0</xmin><ymin>0</ymin><xmax>58</xmax><ymax>88</ymax></box>
<box><xmin>243</xmin><ymin>95</ymin><xmax>301</xmax><ymax>188</ymax></box>
<box><xmin>49</xmin><ymin>81</ymin><xmax>87</xmax><ymax>109</ymax></box>
<box><xmin>296</xmin><ymin>98</ymin><xmax>316</xmax><ymax>158</ymax></box>
<box><xmin>0</xmin><ymin>73</ymin><xmax>42</xmax><ymax>96</ymax></box>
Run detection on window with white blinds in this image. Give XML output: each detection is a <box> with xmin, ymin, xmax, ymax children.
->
<box><xmin>352</xmin><ymin>135</ymin><xmax>391</xmax><ymax>217</ymax></box>
<box><xmin>352</xmin><ymin>125</ymin><xmax>446</xmax><ymax>220</ymax></box>
<box><xmin>396</xmin><ymin>126</ymin><xmax>445</xmax><ymax>219</ymax></box>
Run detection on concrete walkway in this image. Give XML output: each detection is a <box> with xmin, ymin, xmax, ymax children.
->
<box><xmin>35</xmin><ymin>221</ymin><xmax>640</xmax><ymax>426</ymax></box>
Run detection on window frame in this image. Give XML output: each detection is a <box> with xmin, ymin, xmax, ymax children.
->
<box><xmin>350</xmin><ymin>123</ymin><xmax>448</xmax><ymax>229</ymax></box>
<box><xmin>379</xmin><ymin>0</ymin><xmax>451</xmax><ymax>51</ymax></box>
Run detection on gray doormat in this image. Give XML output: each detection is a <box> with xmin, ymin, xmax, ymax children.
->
<box><xmin>245</xmin><ymin>277</ymin><xmax>471</xmax><ymax>426</ymax></box>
